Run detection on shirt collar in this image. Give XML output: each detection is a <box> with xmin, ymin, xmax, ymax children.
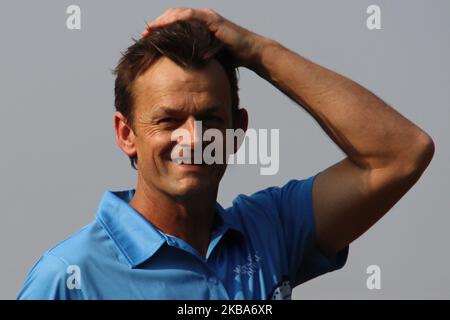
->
<box><xmin>95</xmin><ymin>189</ymin><xmax>244</xmax><ymax>268</ymax></box>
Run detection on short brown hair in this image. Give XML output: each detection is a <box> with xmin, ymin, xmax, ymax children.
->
<box><xmin>113</xmin><ymin>20</ymin><xmax>240</xmax><ymax>170</ymax></box>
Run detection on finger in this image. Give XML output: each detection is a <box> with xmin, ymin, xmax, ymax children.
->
<box><xmin>141</xmin><ymin>8</ymin><xmax>177</xmax><ymax>35</ymax></box>
<box><xmin>141</xmin><ymin>18</ymin><xmax>173</xmax><ymax>36</ymax></box>
<box><xmin>141</xmin><ymin>8</ymin><xmax>215</xmax><ymax>37</ymax></box>
<box><xmin>147</xmin><ymin>8</ymin><xmax>185</xmax><ymax>27</ymax></box>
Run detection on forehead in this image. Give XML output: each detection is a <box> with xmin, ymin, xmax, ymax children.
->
<box><xmin>133</xmin><ymin>56</ymin><xmax>232</xmax><ymax>113</ymax></box>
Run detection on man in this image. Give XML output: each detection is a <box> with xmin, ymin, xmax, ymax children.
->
<box><xmin>18</xmin><ymin>8</ymin><xmax>434</xmax><ymax>300</ymax></box>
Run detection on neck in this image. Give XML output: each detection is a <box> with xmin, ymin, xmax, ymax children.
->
<box><xmin>129</xmin><ymin>176</ymin><xmax>218</xmax><ymax>257</ymax></box>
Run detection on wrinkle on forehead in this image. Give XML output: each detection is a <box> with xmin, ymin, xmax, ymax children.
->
<box><xmin>133</xmin><ymin>56</ymin><xmax>232</xmax><ymax>115</ymax></box>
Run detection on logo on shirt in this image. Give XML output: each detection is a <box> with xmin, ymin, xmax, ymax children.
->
<box><xmin>233</xmin><ymin>252</ymin><xmax>262</xmax><ymax>277</ymax></box>
<box><xmin>269</xmin><ymin>276</ymin><xmax>292</xmax><ymax>300</ymax></box>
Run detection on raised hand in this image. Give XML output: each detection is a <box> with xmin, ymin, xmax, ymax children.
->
<box><xmin>141</xmin><ymin>7</ymin><xmax>271</xmax><ymax>68</ymax></box>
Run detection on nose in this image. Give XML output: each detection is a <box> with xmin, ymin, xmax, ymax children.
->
<box><xmin>177</xmin><ymin>116</ymin><xmax>203</xmax><ymax>150</ymax></box>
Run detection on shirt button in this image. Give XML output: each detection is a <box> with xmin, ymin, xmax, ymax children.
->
<box><xmin>208</xmin><ymin>277</ymin><xmax>218</xmax><ymax>285</ymax></box>
<box><xmin>167</xmin><ymin>238</ymin><xmax>175</xmax><ymax>246</ymax></box>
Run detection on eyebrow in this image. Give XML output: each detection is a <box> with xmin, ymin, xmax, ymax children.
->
<box><xmin>153</xmin><ymin>104</ymin><xmax>223</xmax><ymax>116</ymax></box>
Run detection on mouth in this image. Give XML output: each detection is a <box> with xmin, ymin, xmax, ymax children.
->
<box><xmin>177</xmin><ymin>163</ymin><xmax>206</xmax><ymax>169</ymax></box>
<box><xmin>169</xmin><ymin>158</ymin><xmax>209</xmax><ymax>171</ymax></box>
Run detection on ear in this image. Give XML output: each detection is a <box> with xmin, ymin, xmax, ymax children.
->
<box><xmin>232</xmin><ymin>108</ymin><xmax>248</xmax><ymax>153</ymax></box>
<box><xmin>114</xmin><ymin>111</ymin><xmax>137</xmax><ymax>159</ymax></box>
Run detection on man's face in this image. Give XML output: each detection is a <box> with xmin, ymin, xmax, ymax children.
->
<box><xmin>130</xmin><ymin>57</ymin><xmax>233</xmax><ymax>198</ymax></box>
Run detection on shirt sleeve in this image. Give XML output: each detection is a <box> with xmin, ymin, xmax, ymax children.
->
<box><xmin>274</xmin><ymin>174</ymin><xmax>349</xmax><ymax>287</ymax></box>
<box><xmin>17</xmin><ymin>253</ymin><xmax>83</xmax><ymax>300</ymax></box>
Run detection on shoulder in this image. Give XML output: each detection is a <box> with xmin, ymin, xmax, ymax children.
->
<box><xmin>228</xmin><ymin>175</ymin><xmax>317</xmax><ymax>221</ymax></box>
<box><xmin>223</xmin><ymin>175</ymin><xmax>317</xmax><ymax>239</ymax></box>
<box><xmin>17</xmin><ymin>220</ymin><xmax>114</xmax><ymax>299</ymax></box>
<box><xmin>47</xmin><ymin>220</ymin><xmax>110</xmax><ymax>266</ymax></box>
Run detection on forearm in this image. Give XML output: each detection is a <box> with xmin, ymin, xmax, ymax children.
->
<box><xmin>251</xmin><ymin>38</ymin><xmax>433</xmax><ymax>172</ymax></box>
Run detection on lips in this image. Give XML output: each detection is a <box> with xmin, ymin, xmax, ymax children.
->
<box><xmin>171</xmin><ymin>157</ymin><xmax>206</xmax><ymax>165</ymax></box>
<box><xmin>170</xmin><ymin>145</ymin><xmax>209</xmax><ymax>165</ymax></box>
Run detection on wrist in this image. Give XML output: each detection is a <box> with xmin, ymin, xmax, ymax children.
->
<box><xmin>246</xmin><ymin>35</ymin><xmax>281</xmax><ymax>75</ymax></box>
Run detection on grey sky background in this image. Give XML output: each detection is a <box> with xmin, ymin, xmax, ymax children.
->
<box><xmin>0</xmin><ymin>0</ymin><xmax>449</xmax><ymax>299</ymax></box>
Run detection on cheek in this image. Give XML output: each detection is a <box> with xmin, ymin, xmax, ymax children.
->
<box><xmin>136</xmin><ymin>130</ymin><xmax>175</xmax><ymax>162</ymax></box>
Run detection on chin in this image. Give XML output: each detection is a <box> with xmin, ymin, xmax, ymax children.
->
<box><xmin>170</xmin><ymin>177</ymin><xmax>216</xmax><ymax>197</ymax></box>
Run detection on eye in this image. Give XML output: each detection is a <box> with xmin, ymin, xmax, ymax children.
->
<box><xmin>203</xmin><ymin>116</ymin><xmax>222</xmax><ymax>123</ymax></box>
<box><xmin>158</xmin><ymin>117</ymin><xmax>176</xmax><ymax>124</ymax></box>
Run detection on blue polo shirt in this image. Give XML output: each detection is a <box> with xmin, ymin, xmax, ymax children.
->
<box><xmin>17</xmin><ymin>174</ymin><xmax>348</xmax><ymax>300</ymax></box>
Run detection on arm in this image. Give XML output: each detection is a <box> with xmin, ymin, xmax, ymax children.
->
<box><xmin>252</xmin><ymin>40</ymin><xmax>435</xmax><ymax>255</ymax></box>
<box><xmin>143</xmin><ymin>8</ymin><xmax>435</xmax><ymax>256</ymax></box>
